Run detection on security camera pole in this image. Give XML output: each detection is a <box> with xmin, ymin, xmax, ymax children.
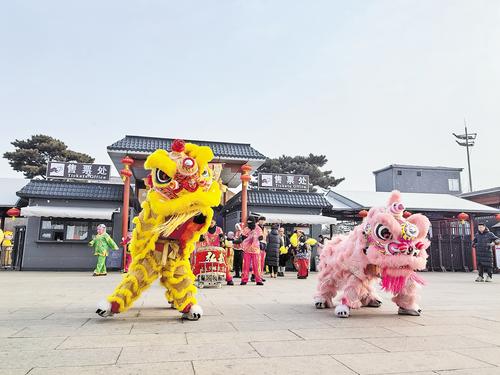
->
<box><xmin>452</xmin><ymin>120</ymin><xmax>477</xmax><ymax>193</ymax></box>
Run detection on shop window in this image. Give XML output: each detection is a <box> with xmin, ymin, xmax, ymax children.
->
<box><xmin>417</xmin><ymin>171</ymin><xmax>422</xmax><ymax>177</ymax></box>
<box><xmin>66</xmin><ymin>222</ymin><xmax>89</xmax><ymax>241</ymax></box>
<box><xmin>39</xmin><ymin>219</ymin><xmax>113</xmax><ymax>242</ymax></box>
<box><xmin>448</xmin><ymin>178</ymin><xmax>460</xmax><ymax>192</ymax></box>
<box><xmin>40</xmin><ymin>219</ymin><xmax>65</xmax><ymax>241</ymax></box>
<box><xmin>397</xmin><ymin>170</ymin><xmax>402</xmax><ymax>176</ymax></box>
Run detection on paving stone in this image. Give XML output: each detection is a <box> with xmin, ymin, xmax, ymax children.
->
<box><xmin>2</xmin><ymin>271</ymin><xmax>500</xmax><ymax>374</ymax></box>
<box><xmin>385</xmin><ymin>324</ymin><xmax>491</xmax><ymax>337</ymax></box>
<box><xmin>324</xmin><ymin>316</ymin><xmax>422</xmax><ymax>328</ymax></box>
<box><xmin>333</xmin><ymin>350</ymin><xmax>492</xmax><ymax>374</ymax></box>
<box><xmin>364</xmin><ymin>335</ymin><xmax>490</xmax><ymax>352</ymax></box>
<box><xmin>193</xmin><ymin>355</ymin><xmax>356</xmax><ymax>375</ymax></box>
<box><xmin>232</xmin><ymin>319</ymin><xmax>331</xmax><ymax>332</ymax></box>
<box><xmin>130</xmin><ymin>321</ymin><xmax>236</xmax><ymax>334</ymax></box>
<box><xmin>0</xmin><ymin>348</ymin><xmax>121</xmax><ymax>369</ymax></box>
<box><xmin>0</xmin><ymin>327</ymin><xmax>22</xmax><ymax>338</ymax></box>
<box><xmin>186</xmin><ymin>329</ymin><xmax>299</xmax><ymax>344</ymax></box>
<box><xmin>28</xmin><ymin>362</ymin><xmax>194</xmax><ymax>375</ymax></box>
<box><xmin>118</xmin><ymin>342</ymin><xmax>259</xmax><ymax>363</ymax></box>
<box><xmin>58</xmin><ymin>333</ymin><xmax>186</xmax><ymax>349</ymax></box>
<box><xmin>0</xmin><ymin>337</ymin><xmax>66</xmax><ymax>351</ymax></box>
<box><xmin>464</xmin><ymin>333</ymin><xmax>500</xmax><ymax>346</ymax></box>
<box><xmin>251</xmin><ymin>338</ymin><xmax>383</xmax><ymax>357</ymax></box>
<box><xmin>436</xmin><ymin>368</ymin><xmax>500</xmax><ymax>375</ymax></box>
<box><xmin>292</xmin><ymin>327</ymin><xmax>402</xmax><ymax>340</ymax></box>
<box><xmin>454</xmin><ymin>347</ymin><xmax>500</xmax><ymax>366</ymax></box>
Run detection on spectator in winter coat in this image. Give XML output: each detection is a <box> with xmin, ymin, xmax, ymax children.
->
<box><xmin>258</xmin><ymin>216</ymin><xmax>268</xmax><ymax>274</ymax></box>
<box><xmin>473</xmin><ymin>223</ymin><xmax>500</xmax><ymax>282</ymax></box>
<box><xmin>266</xmin><ymin>224</ymin><xmax>283</xmax><ymax>278</ymax></box>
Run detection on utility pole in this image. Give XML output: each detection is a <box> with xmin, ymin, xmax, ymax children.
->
<box><xmin>452</xmin><ymin>120</ymin><xmax>477</xmax><ymax>192</ymax></box>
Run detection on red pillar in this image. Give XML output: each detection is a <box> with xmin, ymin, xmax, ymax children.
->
<box><xmin>120</xmin><ymin>156</ymin><xmax>134</xmax><ymax>271</ymax></box>
<box><xmin>240</xmin><ymin>165</ymin><xmax>252</xmax><ymax>224</ymax></box>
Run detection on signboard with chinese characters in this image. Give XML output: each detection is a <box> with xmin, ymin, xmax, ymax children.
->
<box><xmin>258</xmin><ymin>173</ymin><xmax>309</xmax><ymax>192</ymax></box>
<box><xmin>46</xmin><ymin>162</ymin><xmax>111</xmax><ymax>181</ymax></box>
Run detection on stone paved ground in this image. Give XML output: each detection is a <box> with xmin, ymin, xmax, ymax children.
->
<box><xmin>1</xmin><ymin>271</ymin><xmax>500</xmax><ymax>375</ymax></box>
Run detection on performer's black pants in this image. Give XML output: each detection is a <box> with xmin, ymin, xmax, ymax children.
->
<box><xmin>478</xmin><ymin>263</ymin><xmax>492</xmax><ymax>278</ymax></box>
<box><xmin>233</xmin><ymin>249</ymin><xmax>243</xmax><ymax>277</ymax></box>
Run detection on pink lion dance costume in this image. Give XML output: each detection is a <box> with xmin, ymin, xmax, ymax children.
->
<box><xmin>314</xmin><ymin>190</ymin><xmax>430</xmax><ymax>318</ymax></box>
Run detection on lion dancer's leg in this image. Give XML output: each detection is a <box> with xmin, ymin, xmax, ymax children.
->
<box><xmin>314</xmin><ymin>265</ymin><xmax>337</xmax><ymax>309</ymax></box>
<box><xmin>161</xmin><ymin>256</ymin><xmax>202</xmax><ymax>320</ymax></box>
<box><xmin>393</xmin><ymin>278</ymin><xmax>421</xmax><ymax>316</ymax></box>
<box><xmin>360</xmin><ymin>279</ymin><xmax>382</xmax><ymax>308</ymax></box>
<box><xmin>335</xmin><ymin>275</ymin><xmax>371</xmax><ymax>318</ymax></box>
<box><xmin>96</xmin><ymin>251</ymin><xmax>161</xmax><ymax>317</ymax></box>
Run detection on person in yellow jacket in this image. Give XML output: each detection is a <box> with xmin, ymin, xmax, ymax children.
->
<box><xmin>89</xmin><ymin>224</ymin><xmax>119</xmax><ymax>276</ymax></box>
<box><xmin>1</xmin><ymin>230</ymin><xmax>13</xmax><ymax>266</ymax></box>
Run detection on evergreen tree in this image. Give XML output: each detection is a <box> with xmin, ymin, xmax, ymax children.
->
<box><xmin>253</xmin><ymin>153</ymin><xmax>344</xmax><ymax>191</ymax></box>
<box><xmin>3</xmin><ymin>134</ymin><xmax>94</xmax><ymax>179</ymax></box>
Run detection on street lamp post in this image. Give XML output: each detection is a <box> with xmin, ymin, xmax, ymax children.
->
<box><xmin>452</xmin><ymin>120</ymin><xmax>477</xmax><ymax>193</ymax></box>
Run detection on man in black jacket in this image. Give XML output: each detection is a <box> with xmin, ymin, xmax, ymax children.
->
<box><xmin>473</xmin><ymin>223</ymin><xmax>500</xmax><ymax>282</ymax></box>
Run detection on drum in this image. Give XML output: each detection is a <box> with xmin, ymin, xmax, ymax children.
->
<box><xmin>192</xmin><ymin>246</ymin><xmax>226</xmax><ymax>276</ymax></box>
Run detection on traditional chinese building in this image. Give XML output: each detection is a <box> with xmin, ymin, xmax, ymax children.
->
<box><xmin>15</xmin><ymin>180</ymin><xmax>134</xmax><ymax>270</ymax></box>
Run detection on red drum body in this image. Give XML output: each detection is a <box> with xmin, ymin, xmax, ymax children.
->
<box><xmin>192</xmin><ymin>246</ymin><xmax>227</xmax><ymax>288</ymax></box>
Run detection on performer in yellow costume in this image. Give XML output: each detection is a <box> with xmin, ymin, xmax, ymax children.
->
<box><xmin>96</xmin><ymin>139</ymin><xmax>221</xmax><ymax>320</ymax></box>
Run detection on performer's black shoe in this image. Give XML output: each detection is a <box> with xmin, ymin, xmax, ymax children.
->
<box><xmin>234</xmin><ymin>275</ymin><xmax>241</xmax><ymax>278</ymax></box>
<box><xmin>256</xmin><ymin>282</ymin><xmax>264</xmax><ymax>286</ymax></box>
<box><xmin>240</xmin><ymin>282</ymin><xmax>247</xmax><ymax>285</ymax></box>
<box><xmin>227</xmin><ymin>280</ymin><xmax>234</xmax><ymax>286</ymax></box>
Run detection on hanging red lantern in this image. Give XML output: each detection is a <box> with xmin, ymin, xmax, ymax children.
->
<box><xmin>496</xmin><ymin>213</ymin><xmax>500</xmax><ymax>222</ymax></box>
<box><xmin>6</xmin><ymin>207</ymin><xmax>20</xmax><ymax>220</ymax></box>
<box><xmin>358</xmin><ymin>209</ymin><xmax>368</xmax><ymax>218</ymax></box>
<box><xmin>120</xmin><ymin>168</ymin><xmax>133</xmax><ymax>179</ymax></box>
<box><xmin>120</xmin><ymin>156</ymin><xmax>134</xmax><ymax>181</ymax></box>
<box><xmin>457</xmin><ymin>212</ymin><xmax>469</xmax><ymax>224</ymax></box>
<box><xmin>403</xmin><ymin>211</ymin><xmax>412</xmax><ymax>219</ymax></box>
<box><xmin>121</xmin><ymin>156</ymin><xmax>134</xmax><ymax>167</ymax></box>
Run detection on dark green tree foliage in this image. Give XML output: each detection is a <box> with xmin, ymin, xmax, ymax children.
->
<box><xmin>254</xmin><ymin>153</ymin><xmax>344</xmax><ymax>190</ymax></box>
<box><xmin>3</xmin><ymin>134</ymin><xmax>94</xmax><ymax>179</ymax></box>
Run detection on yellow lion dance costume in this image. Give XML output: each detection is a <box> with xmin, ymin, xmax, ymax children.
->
<box><xmin>96</xmin><ymin>139</ymin><xmax>221</xmax><ymax>320</ymax></box>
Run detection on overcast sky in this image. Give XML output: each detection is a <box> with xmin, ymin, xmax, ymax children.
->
<box><xmin>1</xmin><ymin>0</ymin><xmax>499</xmax><ymax>192</ymax></box>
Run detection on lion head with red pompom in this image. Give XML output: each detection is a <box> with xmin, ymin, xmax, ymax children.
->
<box><xmin>143</xmin><ymin>139</ymin><xmax>221</xmax><ymax>218</ymax></box>
<box><xmin>361</xmin><ymin>191</ymin><xmax>431</xmax><ymax>292</ymax></box>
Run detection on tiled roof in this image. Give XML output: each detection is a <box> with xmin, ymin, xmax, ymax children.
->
<box><xmin>225</xmin><ymin>190</ymin><xmax>332</xmax><ymax>211</ymax></box>
<box><xmin>17</xmin><ymin>180</ymin><xmax>124</xmax><ymax>201</ymax></box>
<box><xmin>108</xmin><ymin>135</ymin><xmax>266</xmax><ymax>160</ymax></box>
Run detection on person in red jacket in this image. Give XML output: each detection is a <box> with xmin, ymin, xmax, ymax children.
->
<box><xmin>240</xmin><ymin>216</ymin><xmax>264</xmax><ymax>286</ymax></box>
